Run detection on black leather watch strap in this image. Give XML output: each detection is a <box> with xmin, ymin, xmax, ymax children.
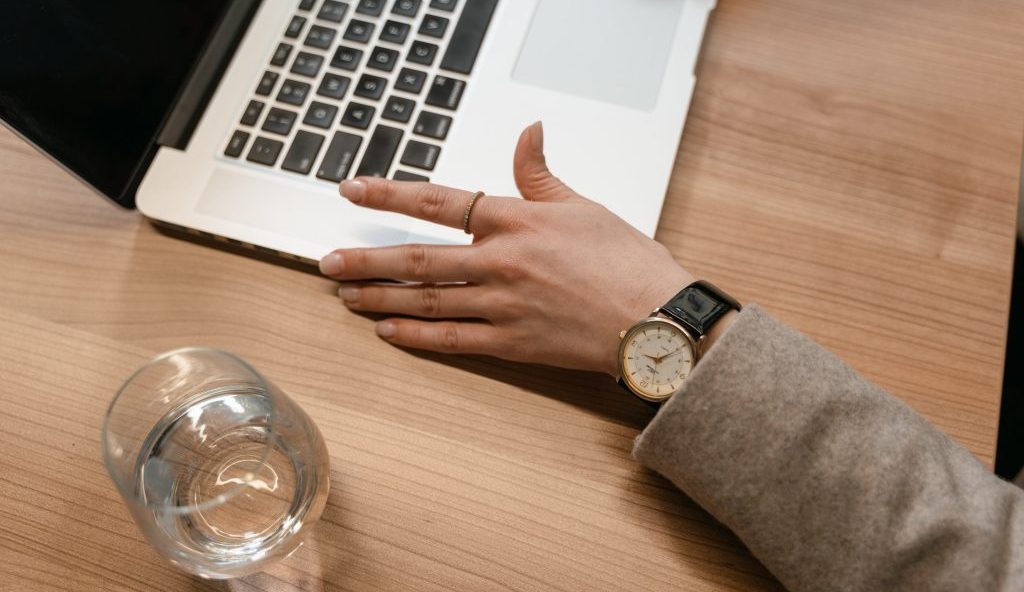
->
<box><xmin>659</xmin><ymin>280</ymin><xmax>741</xmax><ymax>339</ymax></box>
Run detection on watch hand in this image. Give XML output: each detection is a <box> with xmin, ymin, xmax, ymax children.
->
<box><xmin>662</xmin><ymin>347</ymin><xmax>686</xmax><ymax>361</ymax></box>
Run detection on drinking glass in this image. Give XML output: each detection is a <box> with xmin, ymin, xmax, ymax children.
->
<box><xmin>102</xmin><ymin>348</ymin><xmax>330</xmax><ymax>579</ymax></box>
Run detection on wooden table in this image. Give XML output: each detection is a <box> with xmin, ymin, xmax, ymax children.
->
<box><xmin>2</xmin><ymin>1</ymin><xmax>1022</xmax><ymax>590</ymax></box>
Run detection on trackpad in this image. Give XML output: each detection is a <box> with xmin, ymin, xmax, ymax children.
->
<box><xmin>512</xmin><ymin>0</ymin><xmax>684</xmax><ymax>111</ymax></box>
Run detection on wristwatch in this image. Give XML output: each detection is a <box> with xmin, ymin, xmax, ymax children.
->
<box><xmin>617</xmin><ymin>280</ymin><xmax>741</xmax><ymax>405</ymax></box>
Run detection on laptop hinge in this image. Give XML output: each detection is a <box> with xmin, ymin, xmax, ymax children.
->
<box><xmin>157</xmin><ymin>0</ymin><xmax>262</xmax><ymax>150</ymax></box>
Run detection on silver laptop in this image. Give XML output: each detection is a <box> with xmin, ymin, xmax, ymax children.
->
<box><xmin>1</xmin><ymin>0</ymin><xmax>714</xmax><ymax>264</ymax></box>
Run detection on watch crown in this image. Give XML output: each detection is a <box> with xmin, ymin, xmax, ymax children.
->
<box><xmin>619</xmin><ymin>330</ymin><xmax>627</xmax><ymax>339</ymax></box>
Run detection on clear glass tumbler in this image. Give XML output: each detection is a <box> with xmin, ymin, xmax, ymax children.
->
<box><xmin>102</xmin><ymin>348</ymin><xmax>330</xmax><ymax>579</ymax></box>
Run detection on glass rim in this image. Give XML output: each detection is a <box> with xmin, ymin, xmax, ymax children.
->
<box><xmin>102</xmin><ymin>346</ymin><xmax>280</xmax><ymax>515</ymax></box>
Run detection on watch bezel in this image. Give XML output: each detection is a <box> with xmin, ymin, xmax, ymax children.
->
<box><xmin>617</xmin><ymin>316</ymin><xmax>698</xmax><ymax>403</ymax></box>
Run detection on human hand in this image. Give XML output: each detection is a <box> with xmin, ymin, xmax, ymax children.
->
<box><xmin>319</xmin><ymin>122</ymin><xmax>697</xmax><ymax>376</ymax></box>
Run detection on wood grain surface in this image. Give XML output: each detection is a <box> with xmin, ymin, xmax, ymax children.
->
<box><xmin>2</xmin><ymin>1</ymin><xmax>1023</xmax><ymax>590</ymax></box>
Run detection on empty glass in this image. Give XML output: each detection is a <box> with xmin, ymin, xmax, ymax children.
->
<box><xmin>102</xmin><ymin>348</ymin><xmax>330</xmax><ymax>579</ymax></box>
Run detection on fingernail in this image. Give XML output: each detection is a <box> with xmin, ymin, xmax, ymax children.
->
<box><xmin>339</xmin><ymin>287</ymin><xmax>360</xmax><ymax>303</ymax></box>
<box><xmin>340</xmin><ymin>179</ymin><xmax>368</xmax><ymax>203</ymax></box>
<box><xmin>319</xmin><ymin>252</ymin><xmax>343</xmax><ymax>276</ymax></box>
<box><xmin>531</xmin><ymin>121</ymin><xmax>544</xmax><ymax>152</ymax></box>
<box><xmin>376</xmin><ymin>321</ymin><xmax>396</xmax><ymax>338</ymax></box>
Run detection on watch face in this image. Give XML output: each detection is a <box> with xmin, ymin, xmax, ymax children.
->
<box><xmin>619</xmin><ymin>319</ymin><xmax>696</xmax><ymax>402</ymax></box>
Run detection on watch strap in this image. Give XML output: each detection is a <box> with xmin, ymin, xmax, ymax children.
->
<box><xmin>659</xmin><ymin>280</ymin><xmax>741</xmax><ymax>339</ymax></box>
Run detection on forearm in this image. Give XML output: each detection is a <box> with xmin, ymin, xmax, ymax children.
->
<box><xmin>634</xmin><ymin>305</ymin><xmax>1024</xmax><ymax>592</ymax></box>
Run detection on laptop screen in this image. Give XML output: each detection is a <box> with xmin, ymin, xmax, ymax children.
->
<box><xmin>0</xmin><ymin>2</ymin><xmax>231</xmax><ymax>207</ymax></box>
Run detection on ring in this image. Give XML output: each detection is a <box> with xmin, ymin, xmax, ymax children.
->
<box><xmin>462</xmin><ymin>191</ymin><xmax>485</xmax><ymax>235</ymax></box>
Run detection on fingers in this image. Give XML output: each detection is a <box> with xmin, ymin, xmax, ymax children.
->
<box><xmin>513</xmin><ymin>121</ymin><xmax>579</xmax><ymax>203</ymax></box>
<box><xmin>320</xmin><ymin>244</ymin><xmax>480</xmax><ymax>282</ymax></box>
<box><xmin>339</xmin><ymin>283</ymin><xmax>490</xmax><ymax>319</ymax></box>
<box><xmin>375</xmin><ymin>318</ymin><xmax>500</xmax><ymax>355</ymax></box>
<box><xmin>339</xmin><ymin>176</ymin><xmax>516</xmax><ymax>235</ymax></box>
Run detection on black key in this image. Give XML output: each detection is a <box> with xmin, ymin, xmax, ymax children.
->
<box><xmin>305</xmin><ymin>25</ymin><xmax>336</xmax><ymax>49</ymax></box>
<box><xmin>413</xmin><ymin>110</ymin><xmax>451</xmax><ymax>139</ymax></box>
<box><xmin>407</xmin><ymin>40</ymin><xmax>438</xmax><ymax>66</ymax></box>
<box><xmin>318</xmin><ymin>0</ymin><xmax>348</xmax><ymax>22</ymax></box>
<box><xmin>299</xmin><ymin>0</ymin><xmax>317</xmax><ymax>10</ymax></box>
<box><xmin>440</xmin><ymin>0</ymin><xmax>497</xmax><ymax>74</ymax></box>
<box><xmin>256</xmin><ymin>71</ymin><xmax>279</xmax><ymax>96</ymax></box>
<box><xmin>225</xmin><ymin>130</ymin><xmax>250</xmax><ymax>158</ymax></box>
<box><xmin>317</xmin><ymin>132</ymin><xmax>364</xmax><ymax>181</ymax></box>
<box><xmin>330</xmin><ymin>45</ymin><xmax>363</xmax><ymax>71</ymax></box>
<box><xmin>355</xmin><ymin>74</ymin><xmax>387</xmax><ymax>100</ymax></box>
<box><xmin>271</xmin><ymin>43</ymin><xmax>293</xmax><ymax>66</ymax></box>
<box><xmin>382</xmin><ymin>96</ymin><xmax>415</xmax><ymax>122</ymax></box>
<box><xmin>317</xmin><ymin>73</ymin><xmax>351</xmax><ymax>99</ymax></box>
<box><xmin>344</xmin><ymin>19</ymin><xmax>375</xmax><ymax>43</ymax></box>
<box><xmin>356</xmin><ymin>0</ymin><xmax>385</xmax><ymax>16</ymax></box>
<box><xmin>394</xmin><ymin>68</ymin><xmax>427</xmax><ymax>94</ymax></box>
<box><xmin>430</xmin><ymin>0</ymin><xmax>456</xmax><ymax>11</ymax></box>
<box><xmin>262</xmin><ymin>107</ymin><xmax>298</xmax><ymax>135</ymax></box>
<box><xmin>394</xmin><ymin>170</ymin><xmax>429</xmax><ymax>182</ymax></box>
<box><xmin>400</xmin><ymin>140</ymin><xmax>441</xmax><ymax>170</ymax></box>
<box><xmin>291</xmin><ymin>52</ymin><xmax>323</xmax><ymax>77</ymax></box>
<box><xmin>419</xmin><ymin>15</ymin><xmax>449</xmax><ymax>38</ymax></box>
<box><xmin>304</xmin><ymin>101</ymin><xmax>339</xmax><ymax>128</ymax></box>
<box><xmin>247</xmin><ymin>136</ymin><xmax>284</xmax><ymax>166</ymax></box>
<box><xmin>282</xmin><ymin>130</ymin><xmax>326</xmax><ymax>174</ymax></box>
<box><xmin>356</xmin><ymin>125</ymin><xmax>403</xmax><ymax>177</ymax></box>
<box><xmin>425</xmin><ymin>75</ymin><xmax>465</xmax><ymax>110</ymax></box>
<box><xmin>368</xmin><ymin>46</ymin><xmax>399</xmax><ymax>72</ymax></box>
<box><xmin>286</xmin><ymin>15</ymin><xmax>307</xmax><ymax>38</ymax></box>
<box><xmin>391</xmin><ymin>0</ymin><xmax>421</xmax><ymax>17</ymax></box>
<box><xmin>276</xmin><ymin>79</ymin><xmax>311</xmax><ymax>106</ymax></box>
<box><xmin>341</xmin><ymin>102</ymin><xmax>376</xmax><ymax>129</ymax></box>
<box><xmin>379</xmin><ymin>20</ymin><xmax>410</xmax><ymax>44</ymax></box>
<box><xmin>240</xmin><ymin>100</ymin><xmax>265</xmax><ymax>126</ymax></box>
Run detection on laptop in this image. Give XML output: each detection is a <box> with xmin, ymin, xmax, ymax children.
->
<box><xmin>0</xmin><ymin>0</ymin><xmax>714</xmax><ymax>265</ymax></box>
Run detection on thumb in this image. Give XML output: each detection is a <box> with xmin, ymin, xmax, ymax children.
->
<box><xmin>513</xmin><ymin>121</ymin><xmax>579</xmax><ymax>202</ymax></box>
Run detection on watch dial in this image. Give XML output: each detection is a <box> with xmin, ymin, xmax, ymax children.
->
<box><xmin>621</xmin><ymin>321</ymin><xmax>695</xmax><ymax>400</ymax></box>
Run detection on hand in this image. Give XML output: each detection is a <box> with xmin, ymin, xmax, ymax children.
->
<box><xmin>319</xmin><ymin>122</ymin><xmax>698</xmax><ymax>376</ymax></box>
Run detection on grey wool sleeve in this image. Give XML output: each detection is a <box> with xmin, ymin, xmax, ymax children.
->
<box><xmin>633</xmin><ymin>304</ymin><xmax>1024</xmax><ymax>592</ymax></box>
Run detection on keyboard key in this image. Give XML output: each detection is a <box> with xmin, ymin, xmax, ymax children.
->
<box><xmin>419</xmin><ymin>15</ymin><xmax>449</xmax><ymax>38</ymax></box>
<box><xmin>291</xmin><ymin>52</ymin><xmax>324</xmax><ymax>77</ymax></box>
<box><xmin>394</xmin><ymin>68</ymin><xmax>427</xmax><ymax>94</ymax></box>
<box><xmin>356</xmin><ymin>0</ymin><xmax>385</xmax><ymax>16</ymax></box>
<box><xmin>368</xmin><ymin>46</ymin><xmax>399</xmax><ymax>71</ymax></box>
<box><xmin>401</xmin><ymin>140</ymin><xmax>440</xmax><ymax>170</ymax></box>
<box><xmin>277</xmin><ymin>79</ymin><xmax>311</xmax><ymax>105</ymax></box>
<box><xmin>225</xmin><ymin>130</ymin><xmax>250</xmax><ymax>158</ymax></box>
<box><xmin>271</xmin><ymin>43</ymin><xmax>293</xmax><ymax>66</ymax></box>
<box><xmin>441</xmin><ymin>0</ymin><xmax>497</xmax><ymax>74</ymax></box>
<box><xmin>413</xmin><ymin>110</ymin><xmax>451</xmax><ymax>139</ymax></box>
<box><xmin>286</xmin><ymin>15</ymin><xmax>307</xmax><ymax>38</ymax></box>
<box><xmin>262</xmin><ymin>107</ymin><xmax>298</xmax><ymax>135</ymax></box>
<box><xmin>394</xmin><ymin>170</ymin><xmax>429</xmax><ymax>182</ymax></box>
<box><xmin>282</xmin><ymin>130</ymin><xmax>326</xmax><ymax>174</ymax></box>
<box><xmin>425</xmin><ymin>75</ymin><xmax>465</xmax><ymax>110</ymax></box>
<box><xmin>407</xmin><ymin>41</ymin><xmax>438</xmax><ymax>66</ymax></box>
<box><xmin>341</xmin><ymin>102</ymin><xmax>376</xmax><ymax>129</ymax></box>
<box><xmin>317</xmin><ymin>73</ymin><xmax>351</xmax><ymax>99</ymax></box>
<box><xmin>380</xmin><ymin>20</ymin><xmax>410</xmax><ymax>44</ymax></box>
<box><xmin>256</xmin><ymin>71</ymin><xmax>279</xmax><ymax>96</ymax></box>
<box><xmin>355</xmin><ymin>74</ymin><xmax>387</xmax><ymax>100</ymax></box>
<box><xmin>240</xmin><ymin>100</ymin><xmax>265</xmax><ymax>126</ymax></box>
<box><xmin>391</xmin><ymin>0</ymin><xmax>421</xmax><ymax>17</ymax></box>
<box><xmin>318</xmin><ymin>0</ymin><xmax>349</xmax><ymax>22</ymax></box>
<box><xmin>305</xmin><ymin>25</ymin><xmax>336</xmax><ymax>49</ymax></box>
<box><xmin>356</xmin><ymin>125</ymin><xmax>404</xmax><ymax>177</ymax></box>
<box><xmin>430</xmin><ymin>0</ymin><xmax>456</xmax><ymax>11</ymax></box>
<box><xmin>330</xmin><ymin>46</ymin><xmax>363</xmax><ymax>71</ymax></box>
<box><xmin>317</xmin><ymin>131</ymin><xmax>364</xmax><ymax>181</ymax></box>
<box><xmin>344</xmin><ymin>19</ymin><xmax>375</xmax><ymax>43</ymax></box>
<box><xmin>299</xmin><ymin>0</ymin><xmax>317</xmax><ymax>10</ymax></box>
<box><xmin>247</xmin><ymin>136</ymin><xmax>284</xmax><ymax>166</ymax></box>
<box><xmin>382</xmin><ymin>96</ymin><xmax>415</xmax><ymax>122</ymax></box>
<box><xmin>304</xmin><ymin>101</ymin><xmax>339</xmax><ymax>128</ymax></box>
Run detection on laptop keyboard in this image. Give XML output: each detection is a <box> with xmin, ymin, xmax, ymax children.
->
<box><xmin>223</xmin><ymin>0</ymin><xmax>498</xmax><ymax>184</ymax></box>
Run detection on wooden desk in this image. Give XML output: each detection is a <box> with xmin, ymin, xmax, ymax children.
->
<box><xmin>2</xmin><ymin>1</ymin><xmax>1022</xmax><ymax>590</ymax></box>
